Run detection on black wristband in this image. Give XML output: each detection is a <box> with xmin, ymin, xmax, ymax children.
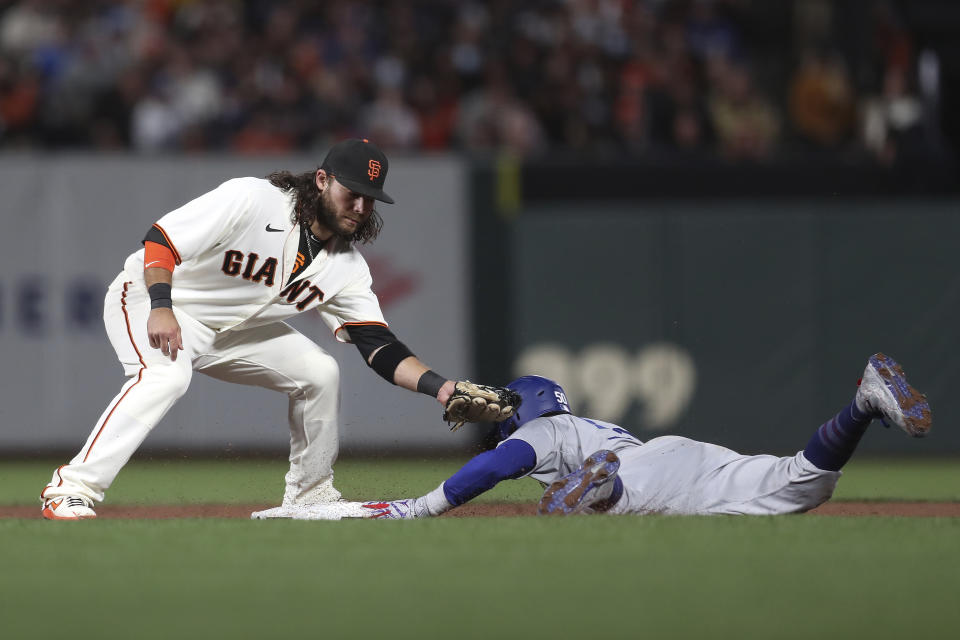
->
<box><xmin>148</xmin><ymin>282</ymin><xmax>173</xmax><ymax>309</ymax></box>
<box><xmin>417</xmin><ymin>370</ymin><xmax>447</xmax><ymax>398</ymax></box>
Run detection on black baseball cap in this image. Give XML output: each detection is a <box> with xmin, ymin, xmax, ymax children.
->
<box><xmin>320</xmin><ymin>138</ymin><xmax>395</xmax><ymax>204</ymax></box>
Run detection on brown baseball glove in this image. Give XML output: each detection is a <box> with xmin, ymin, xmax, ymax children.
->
<box><xmin>442</xmin><ymin>381</ymin><xmax>522</xmax><ymax>432</ymax></box>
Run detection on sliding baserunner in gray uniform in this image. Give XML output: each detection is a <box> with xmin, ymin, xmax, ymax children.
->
<box><xmin>353</xmin><ymin>353</ymin><xmax>931</xmax><ymax>519</ymax></box>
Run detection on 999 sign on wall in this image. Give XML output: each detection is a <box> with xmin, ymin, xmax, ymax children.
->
<box><xmin>513</xmin><ymin>342</ymin><xmax>697</xmax><ymax>431</ymax></box>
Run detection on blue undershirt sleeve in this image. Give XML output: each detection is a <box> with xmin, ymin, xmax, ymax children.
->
<box><xmin>441</xmin><ymin>439</ymin><xmax>537</xmax><ymax>506</ymax></box>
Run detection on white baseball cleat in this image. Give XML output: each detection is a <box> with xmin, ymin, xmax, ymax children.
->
<box><xmin>282</xmin><ymin>479</ymin><xmax>342</xmax><ymax>507</ymax></box>
<box><xmin>856</xmin><ymin>353</ymin><xmax>932</xmax><ymax>437</ymax></box>
<box><xmin>42</xmin><ymin>496</ymin><xmax>97</xmax><ymax>520</ymax></box>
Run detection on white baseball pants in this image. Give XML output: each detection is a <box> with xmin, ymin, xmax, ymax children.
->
<box><xmin>42</xmin><ymin>274</ymin><xmax>342</xmax><ymax>506</ymax></box>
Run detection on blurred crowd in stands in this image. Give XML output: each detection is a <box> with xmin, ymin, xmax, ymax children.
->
<box><xmin>0</xmin><ymin>0</ymin><xmax>948</xmax><ymax>163</ymax></box>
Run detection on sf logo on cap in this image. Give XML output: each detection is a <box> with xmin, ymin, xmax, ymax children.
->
<box><xmin>368</xmin><ymin>159</ymin><xmax>381</xmax><ymax>180</ymax></box>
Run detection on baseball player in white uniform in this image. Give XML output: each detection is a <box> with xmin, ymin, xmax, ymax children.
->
<box><xmin>355</xmin><ymin>353</ymin><xmax>932</xmax><ymax>519</ymax></box>
<box><xmin>40</xmin><ymin>139</ymin><xmax>484</xmax><ymax>520</ymax></box>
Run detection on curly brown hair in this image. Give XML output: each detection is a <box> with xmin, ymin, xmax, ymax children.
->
<box><xmin>267</xmin><ymin>170</ymin><xmax>382</xmax><ymax>245</ymax></box>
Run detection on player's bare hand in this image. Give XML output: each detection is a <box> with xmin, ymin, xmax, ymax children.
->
<box><xmin>437</xmin><ymin>380</ymin><xmax>456</xmax><ymax>405</ymax></box>
<box><xmin>147</xmin><ymin>308</ymin><xmax>184</xmax><ymax>361</ymax></box>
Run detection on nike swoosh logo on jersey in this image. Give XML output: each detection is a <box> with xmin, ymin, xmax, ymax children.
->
<box><xmin>265</xmin><ymin>224</ymin><xmax>284</xmax><ymax>232</ymax></box>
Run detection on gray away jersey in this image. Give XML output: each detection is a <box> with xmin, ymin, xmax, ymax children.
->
<box><xmin>502</xmin><ymin>414</ymin><xmax>840</xmax><ymax>515</ymax></box>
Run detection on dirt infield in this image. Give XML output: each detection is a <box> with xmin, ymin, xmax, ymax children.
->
<box><xmin>4</xmin><ymin>501</ymin><xmax>960</xmax><ymax>519</ymax></box>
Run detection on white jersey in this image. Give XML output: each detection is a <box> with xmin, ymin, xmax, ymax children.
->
<box><xmin>44</xmin><ymin>177</ymin><xmax>385</xmax><ymax>509</ymax></box>
<box><xmin>503</xmin><ymin>414</ymin><xmax>840</xmax><ymax>515</ymax></box>
<box><xmin>122</xmin><ymin>177</ymin><xmax>386</xmax><ymax>338</ymax></box>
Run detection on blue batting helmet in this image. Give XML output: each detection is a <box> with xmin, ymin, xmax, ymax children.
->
<box><xmin>495</xmin><ymin>375</ymin><xmax>571</xmax><ymax>441</ymax></box>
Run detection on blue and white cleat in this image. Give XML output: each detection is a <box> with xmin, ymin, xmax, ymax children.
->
<box><xmin>538</xmin><ymin>450</ymin><xmax>621</xmax><ymax>515</ymax></box>
<box><xmin>856</xmin><ymin>353</ymin><xmax>932</xmax><ymax>437</ymax></box>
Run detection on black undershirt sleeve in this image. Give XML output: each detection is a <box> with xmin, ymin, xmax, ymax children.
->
<box><xmin>142</xmin><ymin>225</ymin><xmax>171</xmax><ymax>248</ymax></box>
<box><xmin>368</xmin><ymin>342</ymin><xmax>416</xmax><ymax>382</ymax></box>
<box><xmin>346</xmin><ymin>324</ymin><xmax>416</xmax><ymax>382</ymax></box>
<box><xmin>347</xmin><ymin>325</ymin><xmax>446</xmax><ymax>393</ymax></box>
<box><xmin>346</xmin><ymin>324</ymin><xmax>401</xmax><ymax>361</ymax></box>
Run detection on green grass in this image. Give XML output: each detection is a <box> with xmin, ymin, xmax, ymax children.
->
<box><xmin>0</xmin><ymin>457</ymin><xmax>546</xmax><ymax>506</ymax></box>
<box><xmin>2</xmin><ymin>516</ymin><xmax>959</xmax><ymax>639</ymax></box>
<box><xmin>4</xmin><ymin>457</ymin><xmax>959</xmax><ymax>506</ymax></box>
<box><xmin>2</xmin><ymin>457</ymin><xmax>959</xmax><ymax>639</ymax></box>
<box><xmin>831</xmin><ymin>459</ymin><xmax>960</xmax><ymax>501</ymax></box>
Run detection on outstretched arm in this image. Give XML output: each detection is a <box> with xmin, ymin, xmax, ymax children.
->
<box><xmin>362</xmin><ymin>439</ymin><xmax>537</xmax><ymax>519</ymax></box>
<box><xmin>346</xmin><ymin>324</ymin><xmax>454</xmax><ymax>403</ymax></box>
<box><xmin>347</xmin><ymin>324</ymin><xmax>518</xmax><ymax>427</ymax></box>
<box><xmin>390</xmin><ymin>355</ymin><xmax>456</xmax><ymax>404</ymax></box>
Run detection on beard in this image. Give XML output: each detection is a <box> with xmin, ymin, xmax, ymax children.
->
<box><xmin>314</xmin><ymin>188</ymin><xmax>359</xmax><ymax>241</ymax></box>
<box><xmin>308</xmin><ymin>182</ymin><xmax>382</xmax><ymax>245</ymax></box>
